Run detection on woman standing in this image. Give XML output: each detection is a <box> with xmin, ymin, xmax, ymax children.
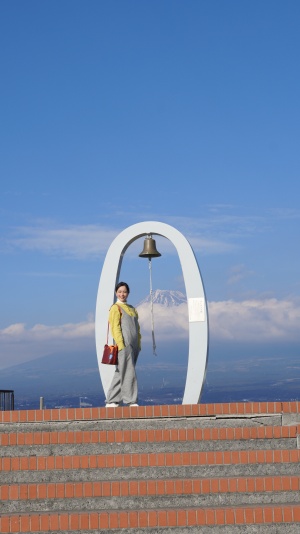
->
<box><xmin>105</xmin><ymin>282</ymin><xmax>141</xmax><ymax>407</ymax></box>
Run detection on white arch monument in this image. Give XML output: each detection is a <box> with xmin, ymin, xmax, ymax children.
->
<box><xmin>95</xmin><ymin>221</ymin><xmax>209</xmax><ymax>404</ymax></box>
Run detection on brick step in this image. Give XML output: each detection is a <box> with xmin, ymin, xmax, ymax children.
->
<box><xmin>1</xmin><ymin>504</ymin><xmax>300</xmax><ymax>532</ymax></box>
<box><xmin>2</xmin><ymin>447</ymin><xmax>300</xmax><ymax>471</ymax></box>
<box><xmin>1</xmin><ymin>439</ymin><xmax>295</xmax><ymax>461</ymax></box>
<box><xmin>0</xmin><ymin>424</ymin><xmax>297</xmax><ymax>446</ymax></box>
<box><xmin>2</xmin><ymin>475</ymin><xmax>300</xmax><ymax>501</ymax></box>
<box><xmin>2</xmin><ymin>460</ymin><xmax>300</xmax><ymax>486</ymax></box>
<box><xmin>1</xmin><ymin>401</ymin><xmax>300</xmax><ymax>531</ymax></box>
<box><xmin>2</xmin><ymin>476</ymin><xmax>300</xmax><ymax>514</ymax></box>
<box><xmin>1</xmin><ymin>401</ymin><xmax>299</xmax><ymax>426</ymax></box>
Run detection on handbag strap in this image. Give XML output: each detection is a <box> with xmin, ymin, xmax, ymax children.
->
<box><xmin>106</xmin><ymin>304</ymin><xmax>122</xmax><ymax>343</ymax></box>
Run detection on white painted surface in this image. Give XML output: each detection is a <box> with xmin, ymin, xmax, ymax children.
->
<box><xmin>95</xmin><ymin>221</ymin><xmax>209</xmax><ymax>404</ymax></box>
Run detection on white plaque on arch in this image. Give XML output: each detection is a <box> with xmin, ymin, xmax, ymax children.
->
<box><xmin>188</xmin><ymin>297</ymin><xmax>205</xmax><ymax>322</ymax></box>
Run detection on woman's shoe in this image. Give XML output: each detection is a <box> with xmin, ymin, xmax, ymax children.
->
<box><xmin>129</xmin><ymin>403</ymin><xmax>139</xmax><ymax>407</ymax></box>
<box><xmin>106</xmin><ymin>403</ymin><xmax>119</xmax><ymax>407</ymax></box>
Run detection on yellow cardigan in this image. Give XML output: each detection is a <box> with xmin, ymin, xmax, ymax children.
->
<box><xmin>109</xmin><ymin>302</ymin><xmax>141</xmax><ymax>351</ymax></box>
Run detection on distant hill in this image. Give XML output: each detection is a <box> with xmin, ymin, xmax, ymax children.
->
<box><xmin>0</xmin><ymin>340</ymin><xmax>189</xmax><ymax>408</ymax></box>
<box><xmin>1</xmin><ymin>350</ymin><xmax>102</xmax><ymax>398</ymax></box>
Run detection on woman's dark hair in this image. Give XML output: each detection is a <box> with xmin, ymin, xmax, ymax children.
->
<box><xmin>115</xmin><ymin>281</ymin><xmax>130</xmax><ymax>293</ymax></box>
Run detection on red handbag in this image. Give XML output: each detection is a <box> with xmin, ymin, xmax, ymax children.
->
<box><xmin>102</xmin><ymin>343</ymin><xmax>118</xmax><ymax>365</ymax></box>
<box><xmin>101</xmin><ymin>305</ymin><xmax>122</xmax><ymax>365</ymax></box>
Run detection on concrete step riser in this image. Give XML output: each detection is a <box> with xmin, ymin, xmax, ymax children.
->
<box><xmin>2</xmin><ymin>461</ymin><xmax>300</xmax><ymax>485</ymax></box>
<box><xmin>0</xmin><ymin>415</ymin><xmax>284</xmax><ymax>433</ymax></box>
<box><xmin>3</xmin><ymin>491</ymin><xmax>300</xmax><ymax>514</ymax></box>
<box><xmin>28</xmin><ymin>527</ymin><xmax>300</xmax><ymax>534</ymax></box>
<box><xmin>0</xmin><ymin>463</ymin><xmax>300</xmax><ymax>490</ymax></box>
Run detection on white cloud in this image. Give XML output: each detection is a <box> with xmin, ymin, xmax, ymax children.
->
<box><xmin>138</xmin><ymin>303</ymin><xmax>189</xmax><ymax>340</ymax></box>
<box><xmin>188</xmin><ymin>235</ymin><xmax>236</xmax><ymax>255</ymax></box>
<box><xmin>148</xmin><ymin>297</ymin><xmax>300</xmax><ymax>342</ymax></box>
<box><xmin>3</xmin><ymin>208</ymin><xmax>267</xmax><ymax>260</ymax></box>
<box><xmin>3</xmin><ymin>206</ymin><xmax>300</xmax><ymax>260</ymax></box>
<box><xmin>139</xmin><ymin>297</ymin><xmax>300</xmax><ymax>343</ymax></box>
<box><xmin>2</xmin><ymin>320</ymin><xmax>94</xmax><ymax>340</ymax></box>
<box><xmin>209</xmin><ymin>298</ymin><xmax>300</xmax><ymax>341</ymax></box>
<box><xmin>8</xmin><ymin>224</ymin><xmax>120</xmax><ymax>259</ymax></box>
<box><xmin>6</xmin><ymin>220</ymin><xmax>231</xmax><ymax>259</ymax></box>
<box><xmin>226</xmin><ymin>264</ymin><xmax>254</xmax><ymax>285</ymax></box>
<box><xmin>1</xmin><ymin>297</ymin><xmax>300</xmax><ymax>370</ymax></box>
<box><xmin>0</xmin><ymin>318</ymin><xmax>95</xmax><ymax>369</ymax></box>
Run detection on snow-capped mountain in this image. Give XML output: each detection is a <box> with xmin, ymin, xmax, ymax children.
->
<box><xmin>137</xmin><ymin>289</ymin><xmax>187</xmax><ymax>307</ymax></box>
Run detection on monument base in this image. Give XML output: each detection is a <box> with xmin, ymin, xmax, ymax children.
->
<box><xmin>1</xmin><ymin>401</ymin><xmax>300</xmax><ymax>531</ymax></box>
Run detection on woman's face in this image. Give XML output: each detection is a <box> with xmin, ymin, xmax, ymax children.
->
<box><xmin>116</xmin><ymin>285</ymin><xmax>129</xmax><ymax>303</ymax></box>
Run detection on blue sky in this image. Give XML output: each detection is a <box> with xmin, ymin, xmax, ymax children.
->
<box><xmin>1</xmin><ymin>1</ymin><xmax>300</xmax><ymax>375</ymax></box>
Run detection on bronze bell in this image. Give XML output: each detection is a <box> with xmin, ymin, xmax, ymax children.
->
<box><xmin>139</xmin><ymin>236</ymin><xmax>161</xmax><ymax>258</ymax></box>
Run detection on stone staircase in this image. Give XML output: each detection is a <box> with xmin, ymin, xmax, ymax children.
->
<box><xmin>1</xmin><ymin>401</ymin><xmax>300</xmax><ymax>532</ymax></box>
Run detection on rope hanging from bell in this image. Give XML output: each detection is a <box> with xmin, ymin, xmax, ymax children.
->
<box><xmin>148</xmin><ymin>257</ymin><xmax>157</xmax><ymax>355</ymax></box>
<box><xmin>139</xmin><ymin>235</ymin><xmax>161</xmax><ymax>356</ymax></box>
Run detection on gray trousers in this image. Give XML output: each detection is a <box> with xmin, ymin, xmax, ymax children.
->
<box><xmin>106</xmin><ymin>345</ymin><xmax>139</xmax><ymax>405</ymax></box>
